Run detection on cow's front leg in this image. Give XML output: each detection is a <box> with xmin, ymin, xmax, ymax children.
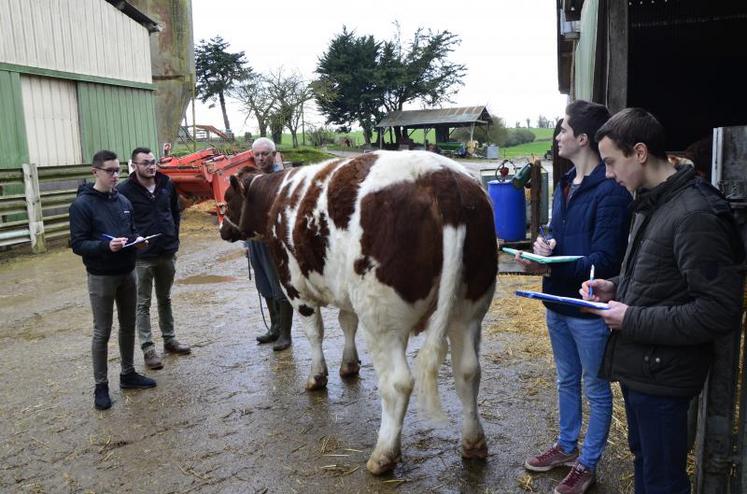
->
<box><xmin>338</xmin><ymin>310</ymin><xmax>360</xmax><ymax>378</ymax></box>
<box><xmin>365</xmin><ymin>330</ymin><xmax>412</xmax><ymax>475</ymax></box>
<box><xmin>300</xmin><ymin>307</ymin><xmax>328</xmax><ymax>390</ymax></box>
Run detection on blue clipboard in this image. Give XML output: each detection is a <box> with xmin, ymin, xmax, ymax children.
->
<box><xmin>515</xmin><ymin>290</ymin><xmax>610</xmax><ymax>310</ymax></box>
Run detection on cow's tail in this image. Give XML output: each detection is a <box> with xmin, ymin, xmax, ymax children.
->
<box><xmin>414</xmin><ymin>224</ymin><xmax>466</xmax><ymax>422</ymax></box>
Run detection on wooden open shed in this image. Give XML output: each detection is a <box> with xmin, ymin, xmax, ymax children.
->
<box><xmin>375</xmin><ymin>106</ymin><xmax>491</xmax><ymax>148</ymax></box>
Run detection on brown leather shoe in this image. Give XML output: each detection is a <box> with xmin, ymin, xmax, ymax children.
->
<box><xmin>164</xmin><ymin>339</ymin><xmax>191</xmax><ymax>355</ymax></box>
<box><xmin>143</xmin><ymin>347</ymin><xmax>163</xmax><ymax>370</ymax></box>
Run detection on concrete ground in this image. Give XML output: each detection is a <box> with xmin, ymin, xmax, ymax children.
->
<box><xmin>0</xmin><ymin>204</ymin><xmax>633</xmax><ymax>493</ymax></box>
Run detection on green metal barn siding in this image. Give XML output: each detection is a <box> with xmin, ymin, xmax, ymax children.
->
<box><xmin>77</xmin><ymin>82</ymin><xmax>157</xmax><ymax>163</ymax></box>
<box><xmin>0</xmin><ymin>70</ymin><xmax>29</xmax><ymax>168</ymax></box>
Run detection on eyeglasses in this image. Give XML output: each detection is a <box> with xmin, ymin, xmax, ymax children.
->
<box><xmin>95</xmin><ymin>167</ymin><xmax>120</xmax><ymax>176</ymax></box>
<box><xmin>134</xmin><ymin>159</ymin><xmax>157</xmax><ymax>166</ymax></box>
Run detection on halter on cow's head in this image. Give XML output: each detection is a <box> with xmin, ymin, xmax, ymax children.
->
<box><xmin>219</xmin><ymin>166</ymin><xmax>257</xmax><ymax>242</ymax></box>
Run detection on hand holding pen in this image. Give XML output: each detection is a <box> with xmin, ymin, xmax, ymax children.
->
<box><xmin>580</xmin><ymin>273</ymin><xmax>616</xmax><ymax>303</ymax></box>
<box><xmin>102</xmin><ymin>233</ymin><xmax>147</xmax><ymax>251</ymax></box>
<box><xmin>533</xmin><ymin>225</ymin><xmax>556</xmax><ymax>257</ymax></box>
<box><xmin>102</xmin><ymin>234</ymin><xmax>128</xmax><ymax>252</ymax></box>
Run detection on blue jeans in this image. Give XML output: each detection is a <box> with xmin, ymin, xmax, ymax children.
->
<box><xmin>547</xmin><ymin>309</ymin><xmax>612</xmax><ymax>470</ymax></box>
<box><xmin>621</xmin><ymin>385</ymin><xmax>691</xmax><ymax>494</ymax></box>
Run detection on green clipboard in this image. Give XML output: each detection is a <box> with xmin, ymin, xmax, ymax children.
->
<box><xmin>502</xmin><ymin>247</ymin><xmax>582</xmax><ymax>264</ymax></box>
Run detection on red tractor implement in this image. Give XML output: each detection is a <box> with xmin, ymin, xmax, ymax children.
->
<box><xmin>157</xmin><ymin>148</ymin><xmax>256</xmax><ymax>222</ymax></box>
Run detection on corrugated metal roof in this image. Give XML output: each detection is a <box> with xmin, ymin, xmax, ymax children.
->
<box><xmin>376</xmin><ymin>106</ymin><xmax>491</xmax><ymax>128</ymax></box>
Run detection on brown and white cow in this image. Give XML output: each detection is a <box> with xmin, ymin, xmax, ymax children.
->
<box><xmin>220</xmin><ymin>151</ymin><xmax>497</xmax><ymax>474</ymax></box>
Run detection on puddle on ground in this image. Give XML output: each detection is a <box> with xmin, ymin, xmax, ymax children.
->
<box><xmin>177</xmin><ymin>274</ymin><xmax>239</xmax><ymax>285</ymax></box>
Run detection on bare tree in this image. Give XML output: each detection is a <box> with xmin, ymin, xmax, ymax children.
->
<box><xmin>267</xmin><ymin>69</ymin><xmax>314</xmax><ymax>148</ymax></box>
<box><xmin>231</xmin><ymin>75</ymin><xmax>277</xmax><ymax>137</ymax></box>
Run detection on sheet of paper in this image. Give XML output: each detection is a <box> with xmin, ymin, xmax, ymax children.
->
<box><xmin>502</xmin><ymin>247</ymin><xmax>582</xmax><ymax>264</ymax></box>
<box><xmin>124</xmin><ymin>233</ymin><xmax>162</xmax><ymax>248</ymax></box>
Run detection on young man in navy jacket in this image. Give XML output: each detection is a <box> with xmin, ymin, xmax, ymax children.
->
<box><xmin>69</xmin><ymin>150</ymin><xmax>156</xmax><ymax>410</ymax></box>
<box><xmin>517</xmin><ymin>101</ymin><xmax>632</xmax><ymax>494</ymax></box>
<box><xmin>118</xmin><ymin>147</ymin><xmax>190</xmax><ymax>370</ymax></box>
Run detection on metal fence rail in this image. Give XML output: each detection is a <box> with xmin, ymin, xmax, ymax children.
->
<box><xmin>0</xmin><ymin>163</ymin><xmax>109</xmax><ymax>252</ymax></box>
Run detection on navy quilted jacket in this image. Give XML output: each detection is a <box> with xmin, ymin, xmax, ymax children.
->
<box><xmin>542</xmin><ymin>163</ymin><xmax>632</xmax><ymax>317</ymax></box>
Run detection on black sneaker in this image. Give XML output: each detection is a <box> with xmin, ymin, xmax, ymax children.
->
<box><xmin>120</xmin><ymin>371</ymin><xmax>157</xmax><ymax>389</ymax></box>
<box><xmin>94</xmin><ymin>383</ymin><xmax>112</xmax><ymax>410</ymax></box>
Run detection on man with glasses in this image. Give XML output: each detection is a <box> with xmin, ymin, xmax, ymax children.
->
<box><xmin>245</xmin><ymin>137</ymin><xmax>294</xmax><ymax>351</ymax></box>
<box><xmin>118</xmin><ymin>147</ymin><xmax>190</xmax><ymax>370</ymax></box>
<box><xmin>69</xmin><ymin>150</ymin><xmax>156</xmax><ymax>410</ymax></box>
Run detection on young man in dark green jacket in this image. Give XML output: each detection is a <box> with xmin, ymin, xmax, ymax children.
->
<box><xmin>583</xmin><ymin>108</ymin><xmax>745</xmax><ymax>494</ymax></box>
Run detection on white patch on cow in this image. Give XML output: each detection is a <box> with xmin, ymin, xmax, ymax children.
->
<box><xmin>359</xmin><ymin>150</ymin><xmax>475</xmax><ymax>197</ymax></box>
<box><xmin>414</xmin><ymin>224</ymin><xmax>466</xmax><ymax>421</ymax></box>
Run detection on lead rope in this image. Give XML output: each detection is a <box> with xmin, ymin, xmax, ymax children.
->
<box><xmin>247</xmin><ymin>245</ymin><xmax>271</xmax><ymax>332</ymax></box>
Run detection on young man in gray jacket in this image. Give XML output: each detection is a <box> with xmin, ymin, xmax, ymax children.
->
<box><xmin>582</xmin><ymin>108</ymin><xmax>745</xmax><ymax>494</ymax></box>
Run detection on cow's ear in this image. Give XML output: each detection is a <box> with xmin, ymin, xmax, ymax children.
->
<box><xmin>230</xmin><ymin>175</ymin><xmax>240</xmax><ymax>191</ymax></box>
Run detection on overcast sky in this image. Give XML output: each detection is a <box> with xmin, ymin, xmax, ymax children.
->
<box><xmin>191</xmin><ymin>0</ymin><xmax>569</xmax><ymax>134</ymax></box>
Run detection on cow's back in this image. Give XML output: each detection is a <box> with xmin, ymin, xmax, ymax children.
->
<box><xmin>269</xmin><ymin>151</ymin><xmax>496</xmax><ymax>316</ymax></box>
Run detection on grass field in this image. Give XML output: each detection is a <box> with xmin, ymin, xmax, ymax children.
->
<box><xmin>172</xmin><ymin>125</ymin><xmax>554</xmax><ymax>161</ymax></box>
<box><xmin>527</xmin><ymin>127</ymin><xmax>554</xmax><ymax>140</ymax></box>
<box><xmin>277</xmin><ymin>127</ymin><xmax>555</xmax><ymax>148</ymax></box>
<box><xmin>500</xmin><ymin>140</ymin><xmax>552</xmax><ymax>159</ymax></box>
<box><xmin>169</xmin><ymin>142</ymin><xmax>334</xmax><ymax>165</ymax></box>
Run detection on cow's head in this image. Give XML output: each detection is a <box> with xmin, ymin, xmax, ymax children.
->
<box><xmin>219</xmin><ymin>166</ymin><xmax>256</xmax><ymax>242</ymax></box>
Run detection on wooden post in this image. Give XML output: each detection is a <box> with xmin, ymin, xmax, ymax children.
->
<box><xmin>606</xmin><ymin>0</ymin><xmax>628</xmax><ymax>112</ymax></box>
<box><xmin>529</xmin><ymin>159</ymin><xmax>542</xmax><ymax>243</ymax></box>
<box><xmin>22</xmin><ymin>163</ymin><xmax>46</xmax><ymax>254</ymax></box>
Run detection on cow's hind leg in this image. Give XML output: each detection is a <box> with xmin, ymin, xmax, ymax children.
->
<box><xmin>365</xmin><ymin>330</ymin><xmax>412</xmax><ymax>475</ymax></box>
<box><xmin>300</xmin><ymin>307</ymin><xmax>328</xmax><ymax>390</ymax></box>
<box><xmin>448</xmin><ymin>315</ymin><xmax>488</xmax><ymax>460</ymax></box>
<box><xmin>338</xmin><ymin>310</ymin><xmax>360</xmax><ymax>378</ymax></box>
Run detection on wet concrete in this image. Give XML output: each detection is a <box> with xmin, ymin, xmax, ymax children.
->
<box><xmin>0</xmin><ymin>208</ymin><xmax>632</xmax><ymax>493</ymax></box>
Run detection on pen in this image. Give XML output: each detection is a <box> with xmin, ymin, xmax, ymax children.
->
<box><xmin>539</xmin><ymin>225</ymin><xmax>550</xmax><ymax>246</ymax></box>
<box><xmin>101</xmin><ymin>234</ymin><xmax>116</xmax><ymax>241</ymax></box>
<box><xmin>589</xmin><ymin>264</ymin><xmax>595</xmax><ymax>298</ymax></box>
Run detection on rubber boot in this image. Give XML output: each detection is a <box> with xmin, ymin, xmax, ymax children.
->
<box><xmin>256</xmin><ymin>297</ymin><xmax>280</xmax><ymax>344</ymax></box>
<box><xmin>272</xmin><ymin>300</ymin><xmax>293</xmax><ymax>351</ymax></box>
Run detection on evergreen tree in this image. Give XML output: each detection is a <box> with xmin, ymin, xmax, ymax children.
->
<box><xmin>195</xmin><ymin>36</ymin><xmax>250</xmax><ymax>135</ymax></box>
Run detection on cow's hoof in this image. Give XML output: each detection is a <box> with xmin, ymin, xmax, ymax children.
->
<box><xmin>366</xmin><ymin>454</ymin><xmax>399</xmax><ymax>475</ymax></box>
<box><xmin>462</xmin><ymin>437</ymin><xmax>488</xmax><ymax>459</ymax></box>
<box><xmin>339</xmin><ymin>362</ymin><xmax>360</xmax><ymax>378</ymax></box>
<box><xmin>305</xmin><ymin>374</ymin><xmax>328</xmax><ymax>391</ymax></box>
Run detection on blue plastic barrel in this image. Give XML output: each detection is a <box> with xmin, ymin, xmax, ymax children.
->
<box><xmin>487</xmin><ymin>180</ymin><xmax>526</xmax><ymax>241</ymax></box>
